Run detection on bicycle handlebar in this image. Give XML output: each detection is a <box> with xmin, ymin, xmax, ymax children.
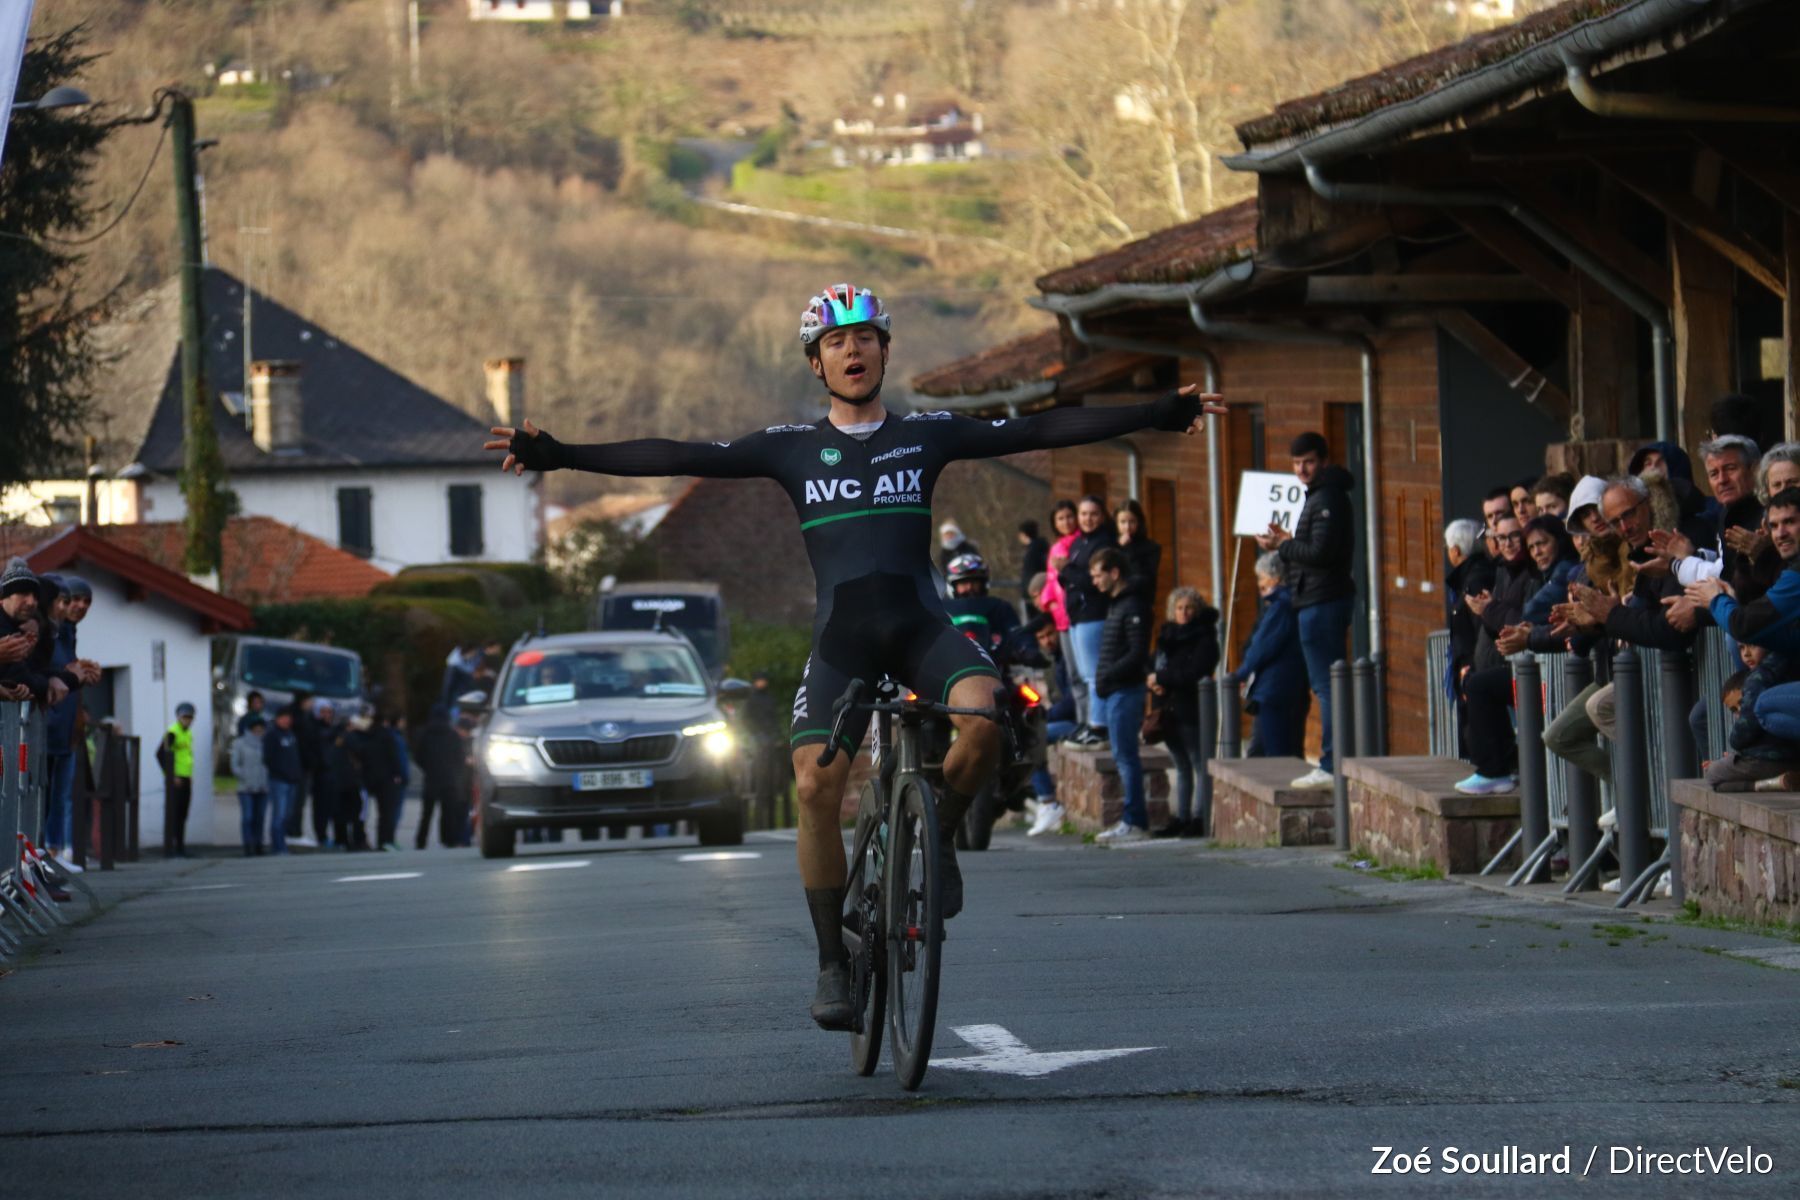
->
<box><xmin>814</xmin><ymin>678</ymin><xmax>1006</xmax><ymax>768</ymax></box>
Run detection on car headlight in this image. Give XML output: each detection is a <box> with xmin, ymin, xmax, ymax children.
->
<box><xmin>682</xmin><ymin>720</ymin><xmax>735</xmax><ymax>760</ymax></box>
<box><xmin>484</xmin><ymin>736</ymin><xmax>538</xmax><ymax>776</ymax></box>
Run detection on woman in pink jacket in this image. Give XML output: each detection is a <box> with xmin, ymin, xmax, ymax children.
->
<box><xmin>1037</xmin><ymin>499</ymin><xmax>1083</xmax><ymax>722</ymax></box>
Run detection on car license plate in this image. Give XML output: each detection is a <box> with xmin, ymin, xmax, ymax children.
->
<box><xmin>574</xmin><ymin>769</ymin><xmax>653</xmax><ymax>791</ymax></box>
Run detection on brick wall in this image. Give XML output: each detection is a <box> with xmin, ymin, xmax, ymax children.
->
<box><xmin>651</xmin><ymin>478</ymin><xmax>815</xmax><ymax>625</ymax></box>
<box><xmin>1047</xmin><ymin>330</ymin><xmax>1444</xmax><ymax>756</ymax></box>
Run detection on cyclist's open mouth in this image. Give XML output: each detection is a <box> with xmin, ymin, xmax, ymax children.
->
<box><xmin>844</xmin><ymin>363</ymin><xmax>868</xmax><ymax>379</ymax></box>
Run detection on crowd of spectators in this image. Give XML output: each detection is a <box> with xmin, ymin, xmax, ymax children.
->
<box><xmin>1442</xmin><ymin>394</ymin><xmax>1800</xmax><ymax>828</ymax></box>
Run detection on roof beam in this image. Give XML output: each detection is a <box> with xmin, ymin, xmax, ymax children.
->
<box><xmin>1305</xmin><ymin>274</ymin><xmax>1559</xmax><ymax>305</ymax></box>
<box><xmin>1434</xmin><ymin>308</ymin><xmax>1570</xmax><ymax>421</ymax></box>
<box><xmin>1447</xmin><ymin>210</ymin><xmax>1580</xmax><ymax>310</ymax></box>
<box><xmin>1496</xmin><ymin>179</ymin><xmax>1672</xmax><ymax>309</ymax></box>
<box><xmin>1591</xmin><ymin>155</ymin><xmax>1785</xmax><ymax>298</ymax></box>
<box><xmin>1693</xmin><ymin>134</ymin><xmax>1800</xmax><ymax>216</ymax></box>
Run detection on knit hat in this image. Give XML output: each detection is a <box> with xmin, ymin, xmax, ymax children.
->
<box><xmin>60</xmin><ymin>575</ymin><xmax>92</xmax><ymax>601</ymax></box>
<box><xmin>0</xmin><ymin>557</ymin><xmax>37</xmax><ymax>599</ymax></box>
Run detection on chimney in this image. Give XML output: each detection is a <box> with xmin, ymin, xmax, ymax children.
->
<box><xmin>486</xmin><ymin>357</ymin><xmax>526</xmax><ymax>427</ymax></box>
<box><xmin>249</xmin><ymin>359</ymin><xmax>303</xmax><ymax>453</ymax></box>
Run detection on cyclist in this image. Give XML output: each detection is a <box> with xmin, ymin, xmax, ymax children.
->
<box><xmin>486</xmin><ymin>283</ymin><xmax>1222</xmax><ymax>1030</ymax></box>
<box><xmin>941</xmin><ymin>553</ymin><xmax>1019</xmax><ymax>656</ymax></box>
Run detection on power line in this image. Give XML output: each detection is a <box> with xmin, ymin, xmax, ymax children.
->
<box><xmin>0</xmin><ymin>119</ymin><xmax>171</xmax><ymax>249</ymax></box>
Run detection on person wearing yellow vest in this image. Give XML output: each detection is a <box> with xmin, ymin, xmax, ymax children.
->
<box><xmin>159</xmin><ymin>702</ymin><xmax>197</xmax><ymax>858</ymax></box>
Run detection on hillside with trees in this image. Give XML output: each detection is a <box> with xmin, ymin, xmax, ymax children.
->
<box><xmin>24</xmin><ymin>0</ymin><xmax>1554</xmax><ymax>507</ymax></box>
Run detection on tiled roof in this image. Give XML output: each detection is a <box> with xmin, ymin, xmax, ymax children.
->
<box><xmin>1234</xmin><ymin>0</ymin><xmax>1632</xmax><ymax>149</ymax></box>
<box><xmin>98</xmin><ymin>268</ymin><xmax>495</xmax><ymax>477</ymax></box>
<box><xmin>89</xmin><ymin>517</ymin><xmax>391</xmax><ymax>605</ymax></box>
<box><xmin>22</xmin><ymin>527</ymin><xmax>253</xmax><ymax>631</ymax></box>
<box><xmin>1034</xmin><ymin>199</ymin><xmax>1258</xmax><ymax>296</ymax></box>
<box><xmin>910</xmin><ymin>327</ymin><xmax>1064</xmax><ymax>398</ymax></box>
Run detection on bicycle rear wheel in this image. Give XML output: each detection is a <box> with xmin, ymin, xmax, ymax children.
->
<box><xmin>846</xmin><ymin>784</ymin><xmax>886</xmax><ymax>1076</ymax></box>
<box><xmin>886</xmin><ymin>776</ymin><xmax>943</xmax><ymax>1091</ymax></box>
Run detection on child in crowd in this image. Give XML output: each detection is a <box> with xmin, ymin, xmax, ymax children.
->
<box><xmin>1704</xmin><ymin>644</ymin><xmax>1800</xmax><ymax>790</ymax></box>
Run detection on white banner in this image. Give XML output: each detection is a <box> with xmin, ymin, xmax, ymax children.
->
<box><xmin>0</xmin><ymin>1</ymin><xmax>40</xmax><ymax>168</ymax></box>
<box><xmin>1232</xmin><ymin>470</ymin><xmax>1308</xmax><ymax>538</ymax></box>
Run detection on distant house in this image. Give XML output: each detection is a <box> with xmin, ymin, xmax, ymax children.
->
<box><xmin>467</xmin><ymin>0</ymin><xmax>620</xmax><ymax>20</ymax></box>
<box><xmin>831</xmin><ymin>95</ymin><xmax>985</xmax><ymax>167</ymax></box>
<box><xmin>1</xmin><ymin>268</ymin><xmax>542</xmax><ymax>574</ymax></box>
<box><xmin>90</xmin><ymin>516</ymin><xmax>393</xmax><ymax>606</ymax></box>
<box><xmin>208</xmin><ymin>61</ymin><xmax>262</xmax><ymax>87</ymax></box>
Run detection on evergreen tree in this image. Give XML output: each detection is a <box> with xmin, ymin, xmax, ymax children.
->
<box><xmin>0</xmin><ymin>28</ymin><xmax>117</xmax><ymax>495</ymax></box>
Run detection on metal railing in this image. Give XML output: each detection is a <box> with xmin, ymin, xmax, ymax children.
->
<box><xmin>1425</xmin><ymin>630</ymin><xmax>1456</xmax><ymax>757</ymax></box>
<box><xmin>0</xmin><ymin>701</ymin><xmax>105</xmax><ymax>964</ymax></box>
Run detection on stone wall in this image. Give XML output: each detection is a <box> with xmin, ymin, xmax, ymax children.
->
<box><xmin>1049</xmin><ymin>742</ymin><xmax>1172</xmax><ymax>833</ymax></box>
<box><xmin>1674</xmin><ymin>783</ymin><xmax>1800</xmax><ymax>926</ymax></box>
<box><xmin>1210</xmin><ymin>757</ymin><xmax>1334</xmax><ymax>847</ymax></box>
<box><xmin>1345</xmin><ymin>757</ymin><xmax>1519</xmax><ymax>875</ymax></box>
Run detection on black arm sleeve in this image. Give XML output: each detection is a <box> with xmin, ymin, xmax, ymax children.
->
<box><xmin>937</xmin><ymin>391</ymin><xmax>1200</xmax><ymax>461</ymax></box>
<box><xmin>511</xmin><ymin>428</ymin><xmax>774</xmax><ymax>480</ymax></box>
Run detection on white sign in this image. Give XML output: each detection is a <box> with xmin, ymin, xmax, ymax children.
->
<box><xmin>1233</xmin><ymin>470</ymin><xmax>1307</xmax><ymax>538</ymax></box>
<box><xmin>931</xmin><ymin>1024</ymin><xmax>1158</xmax><ymax>1078</ymax></box>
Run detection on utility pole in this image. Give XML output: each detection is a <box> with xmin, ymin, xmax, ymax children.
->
<box><xmin>408</xmin><ymin>0</ymin><xmax>422</xmax><ymax>90</ymax></box>
<box><xmin>170</xmin><ymin>92</ymin><xmax>227</xmax><ymax>577</ymax></box>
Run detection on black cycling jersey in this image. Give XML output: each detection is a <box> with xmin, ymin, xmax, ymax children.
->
<box><xmin>513</xmin><ymin>392</ymin><xmax>1200</xmax><ymax>748</ymax></box>
<box><xmin>941</xmin><ymin>593</ymin><xmax>1019</xmax><ymax>655</ymax></box>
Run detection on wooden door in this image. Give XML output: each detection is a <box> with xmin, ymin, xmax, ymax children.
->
<box><xmin>1145</xmin><ymin>477</ymin><xmax>1178</xmax><ymax>610</ymax></box>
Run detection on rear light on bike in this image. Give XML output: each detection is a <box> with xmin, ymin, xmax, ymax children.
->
<box><xmin>905</xmin><ymin>691</ymin><xmax>918</xmax><ymax>702</ymax></box>
<box><xmin>1017</xmin><ymin>683</ymin><xmax>1041</xmax><ymax>707</ymax></box>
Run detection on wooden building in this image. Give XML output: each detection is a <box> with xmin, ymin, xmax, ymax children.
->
<box><xmin>910</xmin><ymin>0</ymin><xmax>1800</xmax><ymax>755</ymax></box>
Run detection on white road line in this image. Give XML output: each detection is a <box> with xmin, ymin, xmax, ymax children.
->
<box><xmin>750</xmin><ymin>830</ymin><xmax>798</xmax><ymax>842</ymax></box>
<box><xmin>505</xmin><ymin>860</ymin><xmax>592</xmax><ymax>872</ymax></box>
<box><xmin>169</xmin><ymin>884</ymin><xmax>238</xmax><ymax>892</ymax></box>
<box><xmin>932</xmin><ymin>1023</ymin><xmax>1159</xmax><ymax>1078</ymax></box>
<box><xmin>677</xmin><ymin>851</ymin><xmax>763</xmax><ymax>862</ymax></box>
<box><xmin>333</xmin><ymin>872</ymin><xmax>423</xmax><ymax>883</ymax></box>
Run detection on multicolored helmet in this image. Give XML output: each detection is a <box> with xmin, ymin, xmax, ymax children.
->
<box><xmin>946</xmin><ymin>553</ymin><xmax>988</xmax><ymax>585</ymax></box>
<box><xmin>798</xmin><ymin>283</ymin><xmax>891</xmax><ymax>349</ymax></box>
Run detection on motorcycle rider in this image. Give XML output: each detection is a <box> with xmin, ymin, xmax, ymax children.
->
<box><xmin>941</xmin><ymin>553</ymin><xmax>1020</xmax><ymax>655</ymax></box>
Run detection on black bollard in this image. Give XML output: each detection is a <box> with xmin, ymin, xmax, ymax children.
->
<box><xmin>1513</xmin><ymin>654</ymin><xmax>1550</xmax><ymax>883</ymax></box>
<box><xmin>1218</xmin><ymin>678</ymin><xmax>1241</xmax><ymax>762</ymax></box>
<box><xmin>1658</xmin><ymin>648</ymin><xmax>1698</xmax><ymax>904</ymax></box>
<box><xmin>1352</xmin><ymin>657</ymin><xmax>1377</xmax><ymax>759</ymax></box>
<box><xmin>1331</xmin><ymin>659</ymin><xmax>1354</xmax><ymax>851</ymax></box>
<box><xmin>1197</xmin><ymin>678</ymin><xmax>1218</xmax><ymax>837</ymax></box>
<box><xmin>1608</xmin><ymin>646</ymin><xmax>1653</xmax><ymax>891</ymax></box>
<box><xmin>1560</xmin><ymin>652</ymin><xmax>1601</xmax><ymax>889</ymax></box>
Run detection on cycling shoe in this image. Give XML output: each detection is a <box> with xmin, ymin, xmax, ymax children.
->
<box><xmin>810</xmin><ymin>962</ymin><xmax>856</xmax><ymax>1031</ymax></box>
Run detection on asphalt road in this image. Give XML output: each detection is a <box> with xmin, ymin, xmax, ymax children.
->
<box><xmin>3</xmin><ymin>827</ymin><xmax>1798</xmax><ymax>1199</ymax></box>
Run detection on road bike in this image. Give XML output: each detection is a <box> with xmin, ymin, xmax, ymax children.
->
<box><xmin>816</xmin><ymin>678</ymin><xmax>1005</xmax><ymax>1091</ymax></box>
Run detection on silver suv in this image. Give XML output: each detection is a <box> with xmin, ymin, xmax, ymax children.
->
<box><xmin>469</xmin><ymin>631</ymin><xmax>749</xmax><ymax>858</ymax></box>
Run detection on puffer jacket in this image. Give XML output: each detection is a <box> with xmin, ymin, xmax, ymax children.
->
<box><xmin>1093</xmin><ymin>591</ymin><xmax>1149</xmax><ymax>698</ymax></box>
<box><xmin>1151</xmin><ymin>609</ymin><xmax>1220</xmax><ymax>722</ymax></box>
<box><xmin>1059</xmin><ymin>527</ymin><xmax>1117</xmax><ymax>626</ymax></box>
<box><xmin>1277</xmin><ymin>465</ymin><xmax>1355</xmax><ymax>609</ymax></box>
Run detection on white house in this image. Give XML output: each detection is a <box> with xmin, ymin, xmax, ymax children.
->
<box><xmin>23</xmin><ymin>526</ymin><xmax>254</xmax><ymax>849</ymax></box>
<box><xmin>2</xmin><ymin>269</ymin><xmax>542</xmax><ymax>575</ymax></box>
<box><xmin>468</xmin><ymin>0</ymin><xmax>620</xmax><ymax>20</ymax></box>
<box><xmin>830</xmin><ymin>96</ymin><xmax>985</xmax><ymax>167</ymax></box>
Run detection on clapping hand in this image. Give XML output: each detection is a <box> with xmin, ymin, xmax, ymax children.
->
<box><xmin>1724</xmin><ymin>525</ymin><xmax>1770</xmax><ymax>558</ymax></box>
<box><xmin>484</xmin><ymin>418</ymin><xmax>543</xmax><ymax>476</ymax></box>
<box><xmin>1495</xmin><ymin>624</ymin><xmax>1531</xmax><ymax>655</ymax></box>
<box><xmin>1465</xmin><ymin>589</ymin><xmax>1492</xmax><ymax>617</ymax></box>
<box><xmin>0</xmin><ymin>632</ymin><xmax>29</xmax><ymax>664</ymax></box>
<box><xmin>1683</xmin><ymin>576</ymin><xmax>1730</xmax><ymax>607</ymax></box>
<box><xmin>1661</xmin><ymin>594</ymin><xmax>1700</xmax><ymax>632</ymax></box>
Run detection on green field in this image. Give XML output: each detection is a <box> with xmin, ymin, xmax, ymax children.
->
<box><xmin>727</xmin><ymin>160</ymin><xmax>1004</xmax><ymax>238</ymax></box>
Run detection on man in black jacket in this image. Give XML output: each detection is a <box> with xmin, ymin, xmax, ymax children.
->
<box><xmin>1088</xmin><ymin>548</ymin><xmax>1151</xmax><ymax>844</ymax></box>
<box><xmin>415</xmin><ymin>704</ymin><xmax>469</xmax><ymax>849</ymax></box>
<box><xmin>1455</xmin><ymin>516</ymin><xmax>1541</xmax><ymax>795</ymax></box>
<box><xmin>1256</xmin><ymin>433</ymin><xmax>1355</xmax><ymax>789</ymax></box>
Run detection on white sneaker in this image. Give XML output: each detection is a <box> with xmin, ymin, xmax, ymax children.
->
<box><xmin>1094</xmin><ymin>820</ymin><xmax>1130</xmax><ymax>842</ymax></box>
<box><xmin>1600</xmin><ymin>876</ymin><xmax>1622</xmax><ymax>892</ymax></box>
<box><xmin>1106</xmin><ymin>823</ymin><xmax>1149</xmax><ymax>845</ymax></box>
<box><xmin>1024</xmin><ymin>798</ymin><xmax>1041</xmax><ymax>821</ymax></box>
<box><xmin>54</xmin><ymin>853</ymin><xmax>83</xmax><ymax>874</ymax></box>
<box><xmin>1027</xmin><ymin>802</ymin><xmax>1065</xmax><ymax>836</ymax></box>
<box><xmin>288</xmin><ymin>834</ymin><xmax>318</xmax><ymax>848</ymax></box>
<box><xmin>1597</xmin><ymin>807</ymin><xmax>1618</xmax><ymax>830</ymax></box>
<box><xmin>1289</xmin><ymin>767</ymin><xmax>1333</xmax><ymax>790</ymax></box>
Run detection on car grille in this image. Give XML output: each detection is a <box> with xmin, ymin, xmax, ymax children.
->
<box><xmin>540</xmin><ymin>736</ymin><xmax>678</xmax><ymax>767</ymax></box>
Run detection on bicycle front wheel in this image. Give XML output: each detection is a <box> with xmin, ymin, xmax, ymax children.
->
<box><xmin>846</xmin><ymin>783</ymin><xmax>886</xmax><ymax>1077</ymax></box>
<box><xmin>886</xmin><ymin>775</ymin><xmax>943</xmax><ymax>1091</ymax></box>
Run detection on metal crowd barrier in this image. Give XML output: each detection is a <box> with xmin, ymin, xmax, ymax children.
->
<box><xmin>1696</xmin><ymin>624</ymin><xmax>1735</xmax><ymax>762</ymax></box>
<box><xmin>1425</xmin><ymin>630</ymin><xmax>1456</xmax><ymax>757</ymax></box>
<box><xmin>0</xmin><ymin>701</ymin><xmax>99</xmax><ymax>964</ymax></box>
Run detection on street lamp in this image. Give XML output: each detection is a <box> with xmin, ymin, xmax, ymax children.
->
<box><xmin>10</xmin><ymin>86</ymin><xmax>92</xmax><ymax>112</ymax></box>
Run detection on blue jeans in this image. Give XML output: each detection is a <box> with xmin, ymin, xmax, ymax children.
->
<box><xmin>44</xmin><ymin>752</ymin><xmax>76</xmax><ymax>850</ymax></box>
<box><xmin>1296</xmin><ymin>596</ymin><xmax>1353</xmax><ymax>771</ymax></box>
<box><xmin>239</xmin><ymin>791</ymin><xmax>269</xmax><ymax>852</ymax></box>
<box><xmin>1753</xmin><ymin>683</ymin><xmax>1800</xmax><ymax>743</ymax></box>
<box><xmin>1069</xmin><ymin>621</ymin><xmax>1104</xmax><ymax>726</ymax></box>
<box><xmin>1102</xmin><ymin>685</ymin><xmax>1148</xmax><ymax>829</ymax></box>
<box><xmin>267</xmin><ymin>779</ymin><xmax>296</xmax><ymax>854</ymax></box>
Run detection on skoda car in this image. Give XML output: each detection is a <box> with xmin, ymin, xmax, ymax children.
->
<box><xmin>470</xmin><ymin>631</ymin><xmax>748</xmax><ymax>858</ymax></box>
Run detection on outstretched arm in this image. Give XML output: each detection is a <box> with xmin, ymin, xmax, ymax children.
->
<box><xmin>486</xmin><ymin>419</ymin><xmax>772</xmax><ymax>480</ymax></box>
<box><xmin>936</xmin><ymin>386</ymin><xmax>1223</xmax><ymax>461</ymax></box>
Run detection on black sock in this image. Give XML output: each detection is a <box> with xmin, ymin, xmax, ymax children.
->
<box><xmin>806</xmin><ymin>887</ymin><xmax>847</xmax><ymax>968</ymax></box>
<box><xmin>937</xmin><ymin>786</ymin><xmax>973</xmax><ymax>836</ymax></box>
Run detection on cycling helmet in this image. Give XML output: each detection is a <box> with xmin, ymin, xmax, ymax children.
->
<box><xmin>946</xmin><ymin>553</ymin><xmax>988</xmax><ymax>585</ymax></box>
<box><xmin>798</xmin><ymin>283</ymin><xmax>891</xmax><ymax>351</ymax></box>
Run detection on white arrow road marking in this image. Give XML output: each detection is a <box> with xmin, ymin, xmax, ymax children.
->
<box><xmin>677</xmin><ymin>851</ymin><xmax>762</xmax><ymax>862</ymax></box>
<box><xmin>333</xmin><ymin>872</ymin><xmax>422</xmax><ymax>883</ymax></box>
<box><xmin>932</xmin><ymin>1024</ymin><xmax>1159</xmax><ymax>1078</ymax></box>
<box><xmin>505</xmin><ymin>860</ymin><xmax>591</xmax><ymax>872</ymax></box>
